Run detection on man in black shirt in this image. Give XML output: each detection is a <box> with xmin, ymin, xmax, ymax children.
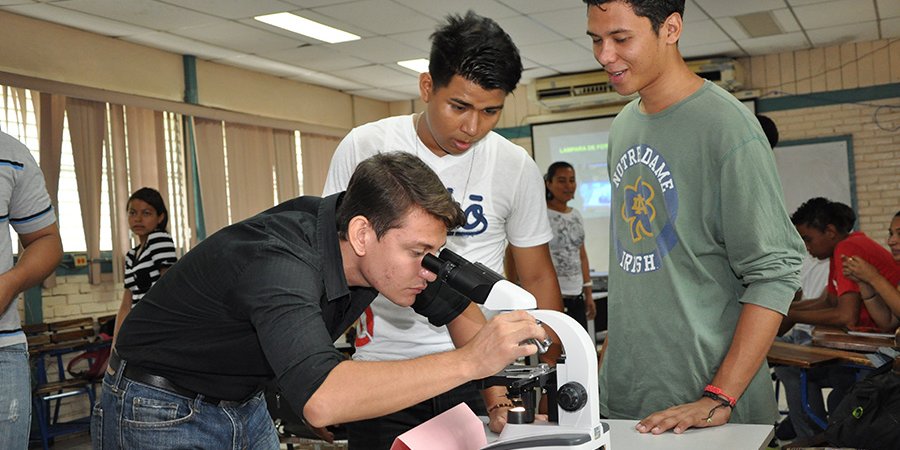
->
<box><xmin>93</xmin><ymin>152</ymin><xmax>545</xmax><ymax>449</ymax></box>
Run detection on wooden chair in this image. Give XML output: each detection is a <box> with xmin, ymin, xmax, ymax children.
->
<box><xmin>26</xmin><ymin>317</ymin><xmax>100</xmax><ymax>450</ymax></box>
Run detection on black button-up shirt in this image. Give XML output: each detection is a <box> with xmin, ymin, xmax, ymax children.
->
<box><xmin>116</xmin><ymin>193</ymin><xmax>468</xmax><ymax>414</ymax></box>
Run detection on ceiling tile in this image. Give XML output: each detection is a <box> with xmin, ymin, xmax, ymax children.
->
<box><xmin>878</xmin><ymin>0</ymin><xmax>900</xmax><ymax>19</ymax></box>
<box><xmin>384</xmin><ymin>82</ymin><xmax>421</xmax><ymax>98</ymax></box>
<box><xmin>680</xmin><ymin>19</ymin><xmax>732</xmax><ymax>47</ymax></box>
<box><xmin>172</xmin><ymin>20</ymin><xmax>306</xmax><ymax>54</ymax></box>
<box><xmin>786</xmin><ymin>0</ymin><xmax>835</xmax><ymax>5</ymax></box>
<box><xmin>497</xmin><ymin>0</ymin><xmax>571</xmax><ymax>14</ymax></box>
<box><xmin>518</xmin><ymin>40</ymin><xmax>593</xmax><ymax>67</ymax></box>
<box><xmin>260</xmin><ymin>45</ymin><xmax>368</xmax><ymax>72</ymax></box>
<box><xmin>384</xmin><ymin>29</ymin><xmax>433</xmax><ymax>52</ymax></box>
<box><xmin>391</xmin><ymin>0</ymin><xmax>519</xmax><ymax>22</ymax></box>
<box><xmin>520</xmin><ymin>57</ymin><xmax>541</xmax><ymax>70</ymax></box>
<box><xmin>739</xmin><ymin>31</ymin><xmax>811</xmax><ymax>54</ymax></box>
<box><xmin>331</xmin><ymin>36</ymin><xmax>425</xmax><ymax>64</ymax></box>
<box><xmin>806</xmin><ymin>21</ymin><xmax>880</xmax><ymax>47</ymax></box>
<box><xmin>693</xmin><ymin>0</ymin><xmax>790</xmax><ymax>19</ymax></box>
<box><xmin>213</xmin><ymin>54</ymin><xmax>322</xmax><ymax>78</ymax></box>
<box><xmin>2</xmin><ymin>2</ymin><xmax>148</xmax><ymax>36</ymax></box>
<box><xmin>714</xmin><ymin>17</ymin><xmax>750</xmax><ymax>41</ymax></box>
<box><xmin>771</xmin><ymin>8</ymin><xmax>802</xmax><ymax>33</ymax></box>
<box><xmin>155</xmin><ymin>0</ymin><xmax>298</xmax><ymax>20</ymax></box>
<box><xmin>346</xmin><ymin>88</ymin><xmax>411</xmax><ymax>102</ymax></box>
<box><xmin>529</xmin><ymin>7</ymin><xmax>588</xmax><ymax>40</ymax></box>
<box><xmin>333</xmin><ymin>64</ymin><xmax>418</xmax><ymax>88</ymax></box>
<box><xmin>287</xmin><ymin>72</ymin><xmax>368</xmax><ymax>91</ymax></box>
<box><xmin>495</xmin><ymin>15</ymin><xmax>566</xmax><ymax>47</ymax></box>
<box><xmin>51</xmin><ymin>0</ymin><xmax>221</xmax><ymax>31</ymax></box>
<box><xmin>519</xmin><ymin>66</ymin><xmax>558</xmax><ymax>83</ymax></box>
<box><xmin>793</xmin><ymin>0</ymin><xmax>876</xmax><ymax>29</ymax></box>
<box><xmin>0</xmin><ymin>0</ymin><xmax>36</xmax><ymax>5</ymax></box>
<box><xmin>123</xmin><ymin>31</ymin><xmax>243</xmax><ymax>60</ymax></box>
<box><xmin>312</xmin><ymin>0</ymin><xmax>436</xmax><ymax>35</ymax></box>
<box><xmin>281</xmin><ymin>0</ymin><xmax>355</xmax><ymax>7</ymax></box>
<box><xmin>683</xmin><ymin>0</ymin><xmax>711</xmax><ymax>24</ymax></box>
<box><xmin>881</xmin><ymin>17</ymin><xmax>900</xmax><ymax>38</ymax></box>
<box><xmin>681</xmin><ymin>41</ymin><xmax>746</xmax><ymax>59</ymax></box>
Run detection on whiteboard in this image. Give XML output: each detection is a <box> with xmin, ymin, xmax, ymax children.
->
<box><xmin>773</xmin><ymin>136</ymin><xmax>855</xmax><ymax>217</ymax></box>
<box><xmin>532</xmin><ymin>116</ymin><xmax>615</xmax><ymax>272</ymax></box>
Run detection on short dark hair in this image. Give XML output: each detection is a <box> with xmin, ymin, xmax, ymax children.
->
<box><xmin>128</xmin><ymin>187</ymin><xmax>169</xmax><ymax>231</ymax></box>
<box><xmin>336</xmin><ymin>152</ymin><xmax>465</xmax><ymax>240</ymax></box>
<box><xmin>583</xmin><ymin>0</ymin><xmax>685</xmax><ymax>34</ymax></box>
<box><xmin>544</xmin><ymin>161</ymin><xmax>575</xmax><ymax>201</ymax></box>
<box><xmin>756</xmin><ymin>114</ymin><xmax>779</xmax><ymax>149</ymax></box>
<box><xmin>428</xmin><ymin>10</ymin><xmax>522</xmax><ymax>94</ymax></box>
<box><xmin>791</xmin><ymin>197</ymin><xmax>856</xmax><ymax>234</ymax></box>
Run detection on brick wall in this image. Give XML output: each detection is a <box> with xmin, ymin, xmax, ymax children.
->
<box><xmin>738</xmin><ymin>38</ymin><xmax>900</xmax><ymax>239</ymax></box>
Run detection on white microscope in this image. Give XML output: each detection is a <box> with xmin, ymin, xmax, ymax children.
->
<box><xmin>422</xmin><ymin>249</ymin><xmax>611</xmax><ymax>450</ymax></box>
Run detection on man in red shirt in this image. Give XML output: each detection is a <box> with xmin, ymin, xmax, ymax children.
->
<box><xmin>776</xmin><ymin>197</ymin><xmax>900</xmax><ymax>440</ymax></box>
<box><xmin>785</xmin><ymin>198</ymin><xmax>900</xmax><ymax>330</ymax></box>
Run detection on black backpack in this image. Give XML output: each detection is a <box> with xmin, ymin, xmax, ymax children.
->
<box><xmin>825</xmin><ymin>361</ymin><xmax>900</xmax><ymax>450</ymax></box>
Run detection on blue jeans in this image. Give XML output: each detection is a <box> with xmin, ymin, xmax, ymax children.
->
<box><xmin>0</xmin><ymin>343</ymin><xmax>30</xmax><ymax>450</ymax></box>
<box><xmin>91</xmin><ymin>360</ymin><xmax>278</xmax><ymax>450</ymax></box>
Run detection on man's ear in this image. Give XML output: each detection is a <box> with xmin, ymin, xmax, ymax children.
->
<box><xmin>662</xmin><ymin>12</ymin><xmax>683</xmax><ymax>44</ymax></box>
<box><xmin>347</xmin><ymin>215</ymin><xmax>372</xmax><ymax>257</ymax></box>
<box><xmin>419</xmin><ymin>72</ymin><xmax>433</xmax><ymax>103</ymax></box>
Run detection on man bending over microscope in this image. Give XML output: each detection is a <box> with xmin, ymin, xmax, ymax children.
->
<box><xmin>92</xmin><ymin>152</ymin><xmax>546</xmax><ymax>450</ymax></box>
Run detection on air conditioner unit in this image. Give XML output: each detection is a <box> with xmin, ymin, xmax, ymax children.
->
<box><xmin>531</xmin><ymin>58</ymin><xmax>744</xmax><ymax>112</ymax></box>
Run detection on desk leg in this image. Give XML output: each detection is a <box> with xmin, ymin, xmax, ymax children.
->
<box><xmin>799</xmin><ymin>369</ymin><xmax>828</xmax><ymax>430</ymax></box>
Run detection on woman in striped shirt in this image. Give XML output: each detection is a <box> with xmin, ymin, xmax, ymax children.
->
<box><xmin>114</xmin><ymin>188</ymin><xmax>177</xmax><ymax>341</ymax></box>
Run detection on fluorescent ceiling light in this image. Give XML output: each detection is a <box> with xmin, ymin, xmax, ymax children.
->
<box><xmin>255</xmin><ymin>12</ymin><xmax>360</xmax><ymax>44</ymax></box>
<box><xmin>397</xmin><ymin>58</ymin><xmax>430</xmax><ymax>73</ymax></box>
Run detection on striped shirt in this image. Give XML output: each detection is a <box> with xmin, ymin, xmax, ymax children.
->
<box><xmin>124</xmin><ymin>231</ymin><xmax>177</xmax><ymax>303</ymax></box>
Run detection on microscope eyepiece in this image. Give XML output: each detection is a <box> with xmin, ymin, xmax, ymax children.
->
<box><xmin>419</xmin><ymin>249</ymin><xmax>503</xmax><ymax>305</ymax></box>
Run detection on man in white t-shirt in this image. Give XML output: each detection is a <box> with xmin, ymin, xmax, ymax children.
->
<box><xmin>323</xmin><ymin>11</ymin><xmax>562</xmax><ymax>450</ymax></box>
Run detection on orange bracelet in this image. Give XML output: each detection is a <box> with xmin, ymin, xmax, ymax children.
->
<box><xmin>703</xmin><ymin>384</ymin><xmax>736</xmax><ymax>407</ymax></box>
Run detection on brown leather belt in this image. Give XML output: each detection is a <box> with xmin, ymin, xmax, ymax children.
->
<box><xmin>108</xmin><ymin>350</ymin><xmax>225</xmax><ymax>405</ymax></box>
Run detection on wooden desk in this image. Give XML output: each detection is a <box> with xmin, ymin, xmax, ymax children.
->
<box><xmin>485</xmin><ymin>420</ymin><xmax>774</xmax><ymax>450</ymax></box>
<box><xmin>768</xmin><ymin>341</ymin><xmax>875</xmax><ymax>368</ymax></box>
<box><xmin>810</xmin><ymin>326</ymin><xmax>896</xmax><ymax>353</ymax></box>
<box><xmin>767</xmin><ymin>340</ymin><xmax>877</xmax><ymax>431</ymax></box>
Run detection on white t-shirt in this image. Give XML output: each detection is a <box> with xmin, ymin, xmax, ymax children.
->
<box><xmin>800</xmin><ymin>254</ymin><xmax>829</xmax><ymax>300</ymax></box>
<box><xmin>548</xmin><ymin>208</ymin><xmax>585</xmax><ymax>296</ymax></box>
<box><xmin>323</xmin><ymin>114</ymin><xmax>552</xmax><ymax>360</ymax></box>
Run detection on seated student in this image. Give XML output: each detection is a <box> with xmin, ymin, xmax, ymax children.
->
<box><xmin>775</xmin><ymin>198</ymin><xmax>900</xmax><ymax>439</ymax></box>
<box><xmin>842</xmin><ymin>210</ymin><xmax>900</xmax><ymax>329</ymax></box>
<box><xmin>93</xmin><ymin>152</ymin><xmax>547</xmax><ymax>449</ymax></box>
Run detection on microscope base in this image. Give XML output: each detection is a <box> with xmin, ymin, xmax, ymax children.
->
<box><xmin>483</xmin><ymin>421</ymin><xmax>611</xmax><ymax>450</ymax></box>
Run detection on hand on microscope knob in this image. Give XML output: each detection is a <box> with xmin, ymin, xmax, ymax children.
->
<box><xmin>460</xmin><ymin>310</ymin><xmax>548</xmax><ymax>379</ymax></box>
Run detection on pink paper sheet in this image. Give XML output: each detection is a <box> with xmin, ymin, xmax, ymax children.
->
<box><xmin>390</xmin><ymin>402</ymin><xmax>487</xmax><ymax>450</ymax></box>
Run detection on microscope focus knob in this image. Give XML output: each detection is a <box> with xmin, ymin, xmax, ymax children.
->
<box><xmin>557</xmin><ymin>382</ymin><xmax>588</xmax><ymax>412</ymax></box>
